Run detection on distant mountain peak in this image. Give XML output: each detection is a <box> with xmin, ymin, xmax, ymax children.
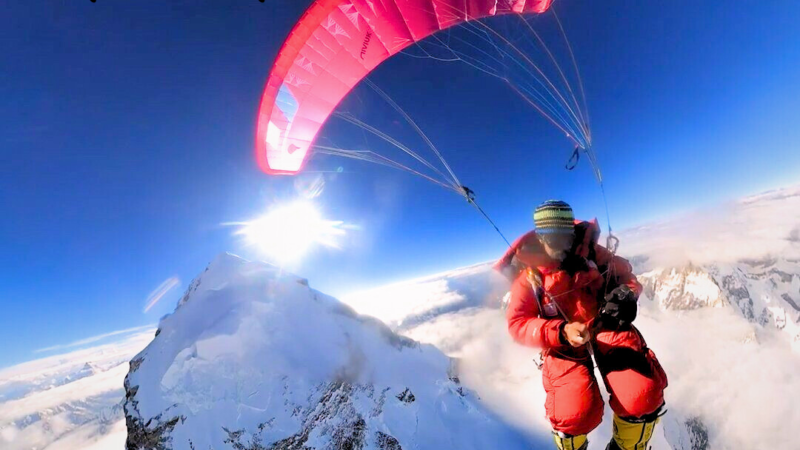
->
<box><xmin>638</xmin><ymin>257</ymin><xmax>800</xmax><ymax>346</ymax></box>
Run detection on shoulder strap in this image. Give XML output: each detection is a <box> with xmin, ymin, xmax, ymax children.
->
<box><xmin>571</xmin><ymin>219</ymin><xmax>600</xmax><ymax>262</ymax></box>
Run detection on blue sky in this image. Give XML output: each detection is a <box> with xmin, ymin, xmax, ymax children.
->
<box><xmin>2</xmin><ymin>0</ymin><xmax>799</xmax><ymax>368</ymax></box>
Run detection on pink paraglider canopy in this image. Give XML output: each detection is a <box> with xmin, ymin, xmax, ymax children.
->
<box><xmin>256</xmin><ymin>0</ymin><xmax>552</xmax><ymax>175</ymax></box>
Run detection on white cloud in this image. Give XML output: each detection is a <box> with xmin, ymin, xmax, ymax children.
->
<box><xmin>33</xmin><ymin>324</ymin><xmax>155</xmax><ymax>354</ymax></box>
<box><xmin>635</xmin><ymin>303</ymin><xmax>800</xmax><ymax>449</ymax></box>
<box><xmin>0</xmin><ymin>328</ymin><xmax>153</xmax><ymax>450</ymax></box>
<box><xmin>619</xmin><ymin>184</ymin><xmax>800</xmax><ymax>269</ymax></box>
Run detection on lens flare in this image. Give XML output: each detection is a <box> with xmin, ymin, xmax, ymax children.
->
<box><xmin>235</xmin><ymin>201</ymin><xmax>346</xmax><ymax>263</ymax></box>
<box><xmin>143</xmin><ymin>276</ymin><xmax>180</xmax><ymax>313</ymax></box>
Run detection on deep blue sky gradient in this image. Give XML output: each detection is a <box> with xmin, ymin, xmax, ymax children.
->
<box><xmin>2</xmin><ymin>0</ymin><xmax>799</xmax><ymax>367</ymax></box>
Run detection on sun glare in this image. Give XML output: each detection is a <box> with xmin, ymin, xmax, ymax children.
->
<box><xmin>236</xmin><ymin>201</ymin><xmax>346</xmax><ymax>264</ymax></box>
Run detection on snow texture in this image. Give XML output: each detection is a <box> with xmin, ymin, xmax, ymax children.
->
<box><xmin>124</xmin><ymin>253</ymin><xmax>538</xmax><ymax>450</ymax></box>
<box><xmin>0</xmin><ymin>328</ymin><xmax>154</xmax><ymax>450</ymax></box>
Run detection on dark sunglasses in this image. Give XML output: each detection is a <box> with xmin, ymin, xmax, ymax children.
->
<box><xmin>539</xmin><ymin>232</ymin><xmax>575</xmax><ymax>249</ymax></box>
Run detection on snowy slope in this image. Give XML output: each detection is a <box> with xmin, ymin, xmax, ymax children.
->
<box><xmin>0</xmin><ymin>327</ymin><xmax>155</xmax><ymax>450</ymax></box>
<box><xmin>638</xmin><ymin>258</ymin><xmax>800</xmax><ymax>348</ymax></box>
<box><xmin>124</xmin><ymin>253</ymin><xmax>546</xmax><ymax>450</ymax></box>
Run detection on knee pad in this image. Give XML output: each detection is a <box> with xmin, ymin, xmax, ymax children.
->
<box><xmin>608</xmin><ymin>412</ymin><xmax>661</xmax><ymax>450</ymax></box>
<box><xmin>553</xmin><ymin>431</ymin><xmax>588</xmax><ymax>450</ymax></box>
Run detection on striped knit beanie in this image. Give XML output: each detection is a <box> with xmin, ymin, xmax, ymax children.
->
<box><xmin>533</xmin><ymin>200</ymin><xmax>575</xmax><ymax>234</ymax></box>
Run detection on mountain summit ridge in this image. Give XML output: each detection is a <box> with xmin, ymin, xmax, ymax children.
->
<box><xmin>123</xmin><ymin>253</ymin><xmax>538</xmax><ymax>450</ymax></box>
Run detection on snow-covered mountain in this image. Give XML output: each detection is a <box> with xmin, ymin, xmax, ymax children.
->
<box><xmin>0</xmin><ymin>327</ymin><xmax>155</xmax><ymax>450</ymax></box>
<box><xmin>627</xmin><ymin>186</ymin><xmax>800</xmax><ymax>350</ymax></box>
<box><xmin>638</xmin><ymin>258</ymin><xmax>800</xmax><ymax>347</ymax></box>
<box><xmin>123</xmin><ymin>253</ymin><xmax>544</xmax><ymax>450</ymax></box>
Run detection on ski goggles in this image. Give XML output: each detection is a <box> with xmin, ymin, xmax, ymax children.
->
<box><xmin>539</xmin><ymin>232</ymin><xmax>575</xmax><ymax>250</ymax></box>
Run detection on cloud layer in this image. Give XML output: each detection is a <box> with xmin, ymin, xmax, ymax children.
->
<box><xmin>619</xmin><ymin>185</ymin><xmax>800</xmax><ymax>269</ymax></box>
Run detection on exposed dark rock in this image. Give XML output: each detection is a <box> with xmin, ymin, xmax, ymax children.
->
<box><xmin>375</xmin><ymin>431</ymin><xmax>402</xmax><ymax>450</ymax></box>
<box><xmin>781</xmin><ymin>293</ymin><xmax>800</xmax><ymax>312</ymax></box>
<box><xmin>768</xmin><ymin>269</ymin><xmax>794</xmax><ymax>284</ymax></box>
<box><xmin>739</xmin><ymin>256</ymin><xmax>777</xmax><ymax>268</ymax></box>
<box><xmin>267</xmin><ymin>382</ymin><xmax>368</xmax><ymax>450</ymax></box>
<box><xmin>125</xmin><ymin>412</ymin><xmax>184</xmax><ymax>450</ymax></box>
<box><xmin>685</xmin><ymin>417</ymin><xmax>710</xmax><ymax>450</ymax></box>
<box><xmin>129</xmin><ymin>357</ymin><xmax>144</xmax><ymax>373</ymax></box>
<box><xmin>371</xmin><ymin>388</ymin><xmax>391</xmax><ymax>418</ymax></box>
<box><xmin>758</xmin><ymin>308</ymin><xmax>770</xmax><ymax>327</ymax></box>
<box><xmin>331</xmin><ymin>416</ymin><xmax>366</xmax><ymax>450</ymax></box>
<box><xmin>721</xmin><ymin>275</ymin><xmax>754</xmax><ymax>320</ymax></box>
<box><xmin>396</xmin><ymin>389</ymin><xmax>415</xmax><ymax>404</ymax></box>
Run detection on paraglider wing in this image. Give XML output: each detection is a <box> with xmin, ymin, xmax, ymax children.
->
<box><xmin>256</xmin><ymin>0</ymin><xmax>553</xmax><ymax>175</ymax></box>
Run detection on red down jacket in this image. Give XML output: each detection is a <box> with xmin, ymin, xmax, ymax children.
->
<box><xmin>497</xmin><ymin>220</ymin><xmax>668</xmax><ymax>435</ymax></box>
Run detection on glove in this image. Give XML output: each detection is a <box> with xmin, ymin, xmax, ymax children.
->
<box><xmin>599</xmin><ymin>285</ymin><xmax>637</xmax><ymax>330</ymax></box>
